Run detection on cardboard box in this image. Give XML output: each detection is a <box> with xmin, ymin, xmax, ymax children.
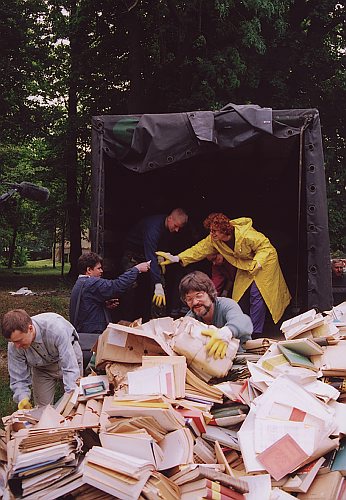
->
<box><xmin>95</xmin><ymin>323</ymin><xmax>172</xmax><ymax>366</ymax></box>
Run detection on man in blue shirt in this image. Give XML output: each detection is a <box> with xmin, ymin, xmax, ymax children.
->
<box><xmin>70</xmin><ymin>252</ymin><xmax>150</xmax><ymax>367</ymax></box>
<box><xmin>122</xmin><ymin>208</ymin><xmax>188</xmax><ymax>320</ymax></box>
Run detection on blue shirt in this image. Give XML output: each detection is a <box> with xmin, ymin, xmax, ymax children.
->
<box><xmin>69</xmin><ymin>267</ymin><xmax>139</xmax><ymax>334</ymax></box>
<box><xmin>126</xmin><ymin>214</ymin><xmax>166</xmax><ymax>285</ymax></box>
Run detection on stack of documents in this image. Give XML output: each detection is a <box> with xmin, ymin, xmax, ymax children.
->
<box><xmin>142</xmin><ymin>355</ymin><xmax>187</xmax><ymax>398</ymax></box>
<box><xmin>7</xmin><ymin>425</ymin><xmax>82</xmax><ymax>499</ymax></box>
<box><xmin>83</xmin><ymin>446</ymin><xmax>154</xmax><ymax>499</ymax></box>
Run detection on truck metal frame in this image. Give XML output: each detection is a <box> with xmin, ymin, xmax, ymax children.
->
<box><xmin>91</xmin><ymin>103</ymin><xmax>333</xmax><ymax>318</ymax></box>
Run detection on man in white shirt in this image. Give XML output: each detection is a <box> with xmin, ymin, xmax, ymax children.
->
<box><xmin>2</xmin><ymin>309</ymin><xmax>83</xmax><ymax>408</ymax></box>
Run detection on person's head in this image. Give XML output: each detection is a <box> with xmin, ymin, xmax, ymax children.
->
<box><xmin>1</xmin><ymin>309</ymin><xmax>35</xmax><ymax>348</ymax></box>
<box><xmin>165</xmin><ymin>208</ymin><xmax>188</xmax><ymax>233</ymax></box>
<box><xmin>203</xmin><ymin>213</ymin><xmax>234</xmax><ymax>242</ymax></box>
<box><xmin>77</xmin><ymin>252</ymin><xmax>103</xmax><ymax>277</ymax></box>
<box><xmin>179</xmin><ymin>271</ymin><xmax>217</xmax><ymax>317</ymax></box>
<box><xmin>206</xmin><ymin>253</ymin><xmax>224</xmax><ymax>266</ymax></box>
<box><xmin>331</xmin><ymin>259</ymin><xmax>344</xmax><ymax>278</ymax></box>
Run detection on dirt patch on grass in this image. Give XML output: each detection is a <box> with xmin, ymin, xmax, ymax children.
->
<box><xmin>0</xmin><ymin>274</ymin><xmax>72</xmax><ymax>318</ymax></box>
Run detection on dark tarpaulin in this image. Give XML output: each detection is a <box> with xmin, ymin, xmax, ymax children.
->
<box><xmin>91</xmin><ymin>103</ymin><xmax>333</xmax><ymax>313</ymax></box>
<box><xmin>93</xmin><ymin>103</ymin><xmax>311</xmax><ymax>173</ymax></box>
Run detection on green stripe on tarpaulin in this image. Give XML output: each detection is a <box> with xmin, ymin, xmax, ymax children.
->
<box><xmin>112</xmin><ymin>117</ymin><xmax>140</xmax><ymax>156</ymax></box>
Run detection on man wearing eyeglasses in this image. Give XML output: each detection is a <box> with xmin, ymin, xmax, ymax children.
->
<box><xmin>179</xmin><ymin>271</ymin><xmax>253</xmax><ymax>358</ymax></box>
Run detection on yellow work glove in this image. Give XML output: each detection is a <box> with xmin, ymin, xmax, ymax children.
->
<box><xmin>201</xmin><ymin>329</ymin><xmax>228</xmax><ymax>359</ymax></box>
<box><xmin>156</xmin><ymin>251</ymin><xmax>180</xmax><ymax>269</ymax></box>
<box><xmin>18</xmin><ymin>398</ymin><xmax>32</xmax><ymax>410</ymax></box>
<box><xmin>156</xmin><ymin>253</ymin><xmax>167</xmax><ymax>275</ymax></box>
<box><xmin>152</xmin><ymin>283</ymin><xmax>166</xmax><ymax>307</ymax></box>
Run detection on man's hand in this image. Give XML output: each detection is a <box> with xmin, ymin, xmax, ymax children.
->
<box><xmin>201</xmin><ymin>329</ymin><xmax>229</xmax><ymax>359</ymax></box>
<box><xmin>156</xmin><ymin>251</ymin><xmax>180</xmax><ymax>268</ymax></box>
<box><xmin>18</xmin><ymin>398</ymin><xmax>32</xmax><ymax>410</ymax></box>
<box><xmin>135</xmin><ymin>261</ymin><xmax>151</xmax><ymax>273</ymax></box>
<box><xmin>105</xmin><ymin>298</ymin><xmax>120</xmax><ymax>309</ymax></box>
<box><xmin>152</xmin><ymin>283</ymin><xmax>166</xmax><ymax>307</ymax></box>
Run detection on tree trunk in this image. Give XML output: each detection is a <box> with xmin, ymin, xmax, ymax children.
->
<box><xmin>7</xmin><ymin>223</ymin><xmax>18</xmax><ymax>269</ymax></box>
<box><xmin>66</xmin><ymin>0</ymin><xmax>82</xmax><ymax>278</ymax></box>
<box><xmin>52</xmin><ymin>224</ymin><xmax>56</xmax><ymax>269</ymax></box>
<box><xmin>61</xmin><ymin>215</ymin><xmax>66</xmax><ymax>277</ymax></box>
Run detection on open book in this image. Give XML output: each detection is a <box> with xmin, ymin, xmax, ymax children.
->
<box><xmin>104</xmin><ymin>396</ymin><xmax>185</xmax><ymax>432</ymax></box>
<box><xmin>277</xmin><ymin>344</ymin><xmax>318</xmax><ymax>372</ymax></box>
<box><xmin>99</xmin><ymin>431</ymin><xmax>164</xmax><ymax>469</ymax></box>
<box><xmin>277</xmin><ymin>338</ymin><xmax>323</xmax><ymax>357</ymax></box>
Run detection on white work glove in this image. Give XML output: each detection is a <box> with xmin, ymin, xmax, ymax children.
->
<box><xmin>152</xmin><ymin>283</ymin><xmax>166</xmax><ymax>307</ymax></box>
<box><xmin>156</xmin><ymin>251</ymin><xmax>180</xmax><ymax>267</ymax></box>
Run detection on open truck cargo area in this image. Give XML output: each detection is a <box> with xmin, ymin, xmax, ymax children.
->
<box><xmin>91</xmin><ymin>103</ymin><xmax>333</xmax><ymax>331</ymax></box>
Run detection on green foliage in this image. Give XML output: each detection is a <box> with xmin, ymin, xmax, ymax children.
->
<box><xmin>14</xmin><ymin>247</ymin><xmax>28</xmax><ymax>267</ymax></box>
<box><xmin>0</xmin><ymin>0</ymin><xmax>344</xmax><ymax>262</ymax></box>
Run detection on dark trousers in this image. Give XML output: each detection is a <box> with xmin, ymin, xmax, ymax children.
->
<box><xmin>120</xmin><ymin>250</ymin><xmax>163</xmax><ymax>322</ymax></box>
<box><xmin>239</xmin><ymin>282</ymin><xmax>266</xmax><ymax>335</ymax></box>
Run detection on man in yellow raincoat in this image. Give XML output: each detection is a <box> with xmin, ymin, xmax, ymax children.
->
<box><xmin>157</xmin><ymin>213</ymin><xmax>291</xmax><ymax>335</ymax></box>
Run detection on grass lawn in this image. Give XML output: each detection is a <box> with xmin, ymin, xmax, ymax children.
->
<box><xmin>0</xmin><ymin>260</ymin><xmax>73</xmax><ymax>419</ymax></box>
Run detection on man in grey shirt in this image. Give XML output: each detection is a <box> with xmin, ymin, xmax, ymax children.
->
<box><xmin>1</xmin><ymin>309</ymin><xmax>83</xmax><ymax>408</ymax></box>
<box><xmin>179</xmin><ymin>271</ymin><xmax>253</xmax><ymax>356</ymax></box>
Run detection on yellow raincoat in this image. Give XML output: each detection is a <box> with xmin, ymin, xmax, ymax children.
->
<box><xmin>178</xmin><ymin>217</ymin><xmax>291</xmax><ymax>324</ymax></box>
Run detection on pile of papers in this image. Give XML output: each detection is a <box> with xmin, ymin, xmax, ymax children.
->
<box><xmin>1</xmin><ymin>303</ymin><xmax>346</xmax><ymax>499</ymax></box>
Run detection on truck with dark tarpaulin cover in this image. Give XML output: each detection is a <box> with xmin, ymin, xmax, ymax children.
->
<box><xmin>91</xmin><ymin>103</ymin><xmax>333</xmax><ymax>327</ymax></box>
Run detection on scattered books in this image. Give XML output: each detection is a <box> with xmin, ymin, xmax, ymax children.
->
<box><xmin>105</xmin><ymin>397</ymin><xmax>186</xmax><ymax>431</ymax></box>
<box><xmin>257</xmin><ymin>434</ymin><xmax>309</xmax><ymax>481</ymax></box>
<box><xmin>180</xmin><ymin>477</ymin><xmax>246</xmax><ymax>499</ymax></box>
<box><xmin>185</xmin><ymin>368</ymin><xmax>224</xmax><ymax>404</ymax></box>
<box><xmin>202</xmin><ymin>425</ymin><xmax>240</xmax><ymax>451</ymax></box>
<box><xmin>281</xmin><ymin>310</ymin><xmax>325</xmax><ymax>340</ymax></box>
<box><xmin>277</xmin><ymin>344</ymin><xmax>319</xmax><ymax>372</ymax></box>
<box><xmin>277</xmin><ymin>338</ymin><xmax>323</xmax><ymax>356</ymax></box>
<box><xmin>296</xmin><ymin>470</ymin><xmax>344</xmax><ymax>499</ymax></box>
<box><xmin>127</xmin><ymin>364</ymin><xmax>176</xmax><ymax>399</ymax></box>
<box><xmin>193</xmin><ymin>437</ymin><xmax>217</xmax><ymax>464</ymax></box>
<box><xmin>143</xmin><ymin>471</ymin><xmax>181</xmax><ymax>499</ymax></box>
<box><xmin>331</xmin><ymin>437</ymin><xmax>346</xmax><ymax>476</ymax></box>
<box><xmin>3</xmin><ymin>309</ymin><xmax>346</xmax><ymax>498</ymax></box>
<box><xmin>142</xmin><ymin>355</ymin><xmax>187</xmax><ymax>398</ymax></box>
<box><xmin>282</xmin><ymin>457</ymin><xmax>325</xmax><ymax>493</ymax></box>
<box><xmin>312</xmin><ymin>341</ymin><xmax>346</xmax><ymax>376</ymax></box>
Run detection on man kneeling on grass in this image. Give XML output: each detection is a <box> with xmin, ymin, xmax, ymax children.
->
<box><xmin>1</xmin><ymin>309</ymin><xmax>83</xmax><ymax>409</ymax></box>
